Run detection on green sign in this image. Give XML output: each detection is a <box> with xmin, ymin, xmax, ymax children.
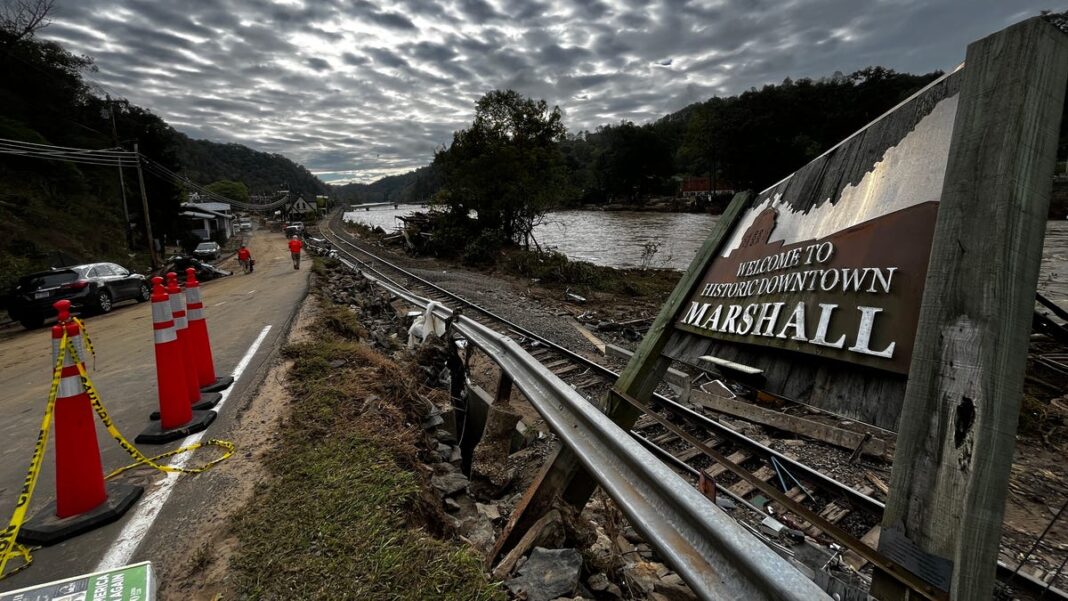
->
<box><xmin>0</xmin><ymin>562</ymin><xmax>153</xmax><ymax>601</ymax></box>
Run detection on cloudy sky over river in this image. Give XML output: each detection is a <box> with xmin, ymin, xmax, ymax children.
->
<box><xmin>45</xmin><ymin>0</ymin><xmax>1053</xmax><ymax>183</ymax></box>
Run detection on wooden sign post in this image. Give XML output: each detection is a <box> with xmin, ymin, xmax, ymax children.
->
<box><xmin>872</xmin><ymin>17</ymin><xmax>1068</xmax><ymax>601</ymax></box>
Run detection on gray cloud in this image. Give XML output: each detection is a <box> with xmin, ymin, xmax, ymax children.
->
<box><xmin>41</xmin><ymin>0</ymin><xmax>1057</xmax><ymax>184</ymax></box>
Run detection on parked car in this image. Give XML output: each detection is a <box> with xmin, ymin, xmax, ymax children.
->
<box><xmin>8</xmin><ymin>263</ymin><xmax>150</xmax><ymax>328</ymax></box>
<box><xmin>284</xmin><ymin>221</ymin><xmax>304</xmax><ymax>238</ymax></box>
<box><xmin>193</xmin><ymin>241</ymin><xmax>221</xmax><ymax>260</ymax></box>
<box><xmin>238</xmin><ymin>218</ymin><xmax>252</xmax><ymax>231</ymax></box>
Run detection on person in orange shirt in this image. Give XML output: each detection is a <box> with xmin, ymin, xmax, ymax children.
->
<box><xmin>237</xmin><ymin>244</ymin><xmax>252</xmax><ymax>273</ymax></box>
<box><xmin>288</xmin><ymin>235</ymin><xmax>303</xmax><ymax>270</ymax></box>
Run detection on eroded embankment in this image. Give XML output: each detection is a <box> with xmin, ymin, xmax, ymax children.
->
<box><xmin>219</xmin><ymin>262</ymin><xmax>502</xmax><ymax>600</ymax></box>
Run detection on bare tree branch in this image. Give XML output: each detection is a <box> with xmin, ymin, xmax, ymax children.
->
<box><xmin>0</xmin><ymin>0</ymin><xmax>54</xmax><ymax>44</ymax></box>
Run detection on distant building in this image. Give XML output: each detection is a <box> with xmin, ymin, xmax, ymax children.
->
<box><xmin>680</xmin><ymin>176</ymin><xmax>735</xmax><ymax>197</ymax></box>
<box><xmin>285</xmin><ymin>195</ymin><xmax>315</xmax><ymax>219</ymax></box>
<box><xmin>181</xmin><ymin>201</ymin><xmax>234</xmax><ymax>241</ymax></box>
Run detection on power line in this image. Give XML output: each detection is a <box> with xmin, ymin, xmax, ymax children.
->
<box><xmin>0</xmin><ymin>141</ymin><xmax>137</xmax><ymax>166</ymax></box>
<box><xmin>137</xmin><ymin>155</ymin><xmax>290</xmax><ymax>210</ymax></box>
<box><xmin>0</xmin><ymin>135</ymin><xmax>291</xmax><ymax>211</ymax></box>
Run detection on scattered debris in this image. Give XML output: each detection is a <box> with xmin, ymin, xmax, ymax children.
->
<box><xmin>505</xmin><ymin>547</ymin><xmax>583</xmax><ymax>601</ymax></box>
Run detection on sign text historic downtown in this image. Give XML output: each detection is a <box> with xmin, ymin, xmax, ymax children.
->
<box><xmin>679</xmin><ymin>239</ymin><xmax>900</xmax><ymax>361</ymax></box>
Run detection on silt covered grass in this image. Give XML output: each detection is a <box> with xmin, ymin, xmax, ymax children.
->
<box><xmin>228</xmin><ymin>315</ymin><xmax>501</xmax><ymax>600</ymax></box>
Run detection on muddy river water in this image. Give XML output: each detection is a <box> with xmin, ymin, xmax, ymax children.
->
<box><xmin>344</xmin><ymin>206</ymin><xmax>1068</xmax><ymax>303</ymax></box>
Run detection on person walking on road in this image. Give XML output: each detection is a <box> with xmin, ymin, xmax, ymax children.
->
<box><xmin>237</xmin><ymin>244</ymin><xmax>253</xmax><ymax>274</ymax></box>
<box><xmin>288</xmin><ymin>235</ymin><xmax>303</xmax><ymax>270</ymax></box>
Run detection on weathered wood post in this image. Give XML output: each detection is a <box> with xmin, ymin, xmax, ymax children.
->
<box><xmin>872</xmin><ymin>17</ymin><xmax>1068</xmax><ymax>601</ymax></box>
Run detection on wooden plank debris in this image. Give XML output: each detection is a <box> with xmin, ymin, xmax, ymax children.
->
<box><xmin>690</xmin><ymin>390</ymin><xmax>893</xmax><ymax>460</ymax></box>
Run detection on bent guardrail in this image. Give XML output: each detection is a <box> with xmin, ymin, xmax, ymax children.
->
<box><xmin>335</xmin><ymin>255</ymin><xmax>831</xmax><ymax>601</ymax></box>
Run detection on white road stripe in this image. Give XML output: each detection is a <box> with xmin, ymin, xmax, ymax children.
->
<box><xmin>95</xmin><ymin>324</ymin><xmax>273</xmax><ymax>570</ymax></box>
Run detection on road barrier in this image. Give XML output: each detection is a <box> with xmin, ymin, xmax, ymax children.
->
<box><xmin>184</xmin><ymin>268</ymin><xmax>234</xmax><ymax>393</ymax></box>
<box><xmin>136</xmin><ymin>277</ymin><xmax>215</xmax><ymax>444</ymax></box>
<box><xmin>167</xmin><ymin>272</ymin><xmax>219</xmax><ymax>410</ymax></box>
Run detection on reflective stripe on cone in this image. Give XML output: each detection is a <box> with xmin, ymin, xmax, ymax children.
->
<box><xmin>151</xmin><ymin>277</ymin><xmax>193</xmax><ymax>430</ymax></box>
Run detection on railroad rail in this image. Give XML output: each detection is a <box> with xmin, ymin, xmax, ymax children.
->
<box><xmin>320</xmin><ymin>230</ymin><xmax>830</xmax><ymax>600</ymax></box>
<box><xmin>317</xmin><ymin>213</ymin><xmax>1068</xmax><ymax>600</ymax></box>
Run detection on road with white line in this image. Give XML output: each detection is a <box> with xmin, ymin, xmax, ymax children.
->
<box><xmin>0</xmin><ymin>227</ymin><xmax>308</xmax><ymax>590</ymax></box>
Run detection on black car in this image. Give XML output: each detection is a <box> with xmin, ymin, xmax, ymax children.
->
<box><xmin>8</xmin><ymin>262</ymin><xmax>150</xmax><ymax>328</ymax></box>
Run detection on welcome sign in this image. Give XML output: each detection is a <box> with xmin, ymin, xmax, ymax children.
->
<box><xmin>675</xmin><ymin>77</ymin><xmax>960</xmax><ymax>376</ymax></box>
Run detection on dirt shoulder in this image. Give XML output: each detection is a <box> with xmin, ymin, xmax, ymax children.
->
<box><xmin>156</xmin><ymin>278</ymin><xmax>321</xmax><ymax>600</ymax></box>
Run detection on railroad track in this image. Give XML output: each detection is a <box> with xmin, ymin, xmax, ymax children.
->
<box><xmin>317</xmin><ymin>213</ymin><xmax>1067</xmax><ymax>600</ymax></box>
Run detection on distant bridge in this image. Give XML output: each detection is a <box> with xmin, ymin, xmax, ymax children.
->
<box><xmin>349</xmin><ymin>202</ymin><xmax>399</xmax><ymax>210</ymax></box>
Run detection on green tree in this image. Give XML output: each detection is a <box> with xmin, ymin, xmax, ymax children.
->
<box><xmin>205</xmin><ymin>179</ymin><xmax>250</xmax><ymax>204</ymax></box>
<box><xmin>433</xmin><ymin>89</ymin><xmax>567</xmax><ymax>248</ymax></box>
<box><xmin>591</xmin><ymin>121</ymin><xmax>672</xmax><ymax>204</ymax></box>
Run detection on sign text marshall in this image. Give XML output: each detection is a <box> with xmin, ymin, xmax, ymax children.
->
<box><xmin>676</xmin><ymin>201</ymin><xmax>938</xmax><ymax>374</ymax></box>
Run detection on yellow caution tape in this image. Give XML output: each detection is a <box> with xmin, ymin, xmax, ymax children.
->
<box><xmin>0</xmin><ymin>334</ymin><xmax>235</xmax><ymax>580</ymax></box>
<box><xmin>72</xmin><ymin>316</ymin><xmax>95</xmax><ymax>369</ymax></box>
<box><xmin>0</xmin><ymin>333</ymin><xmax>66</xmax><ymax>580</ymax></box>
<box><xmin>72</xmin><ymin>318</ymin><xmax>95</xmax><ymax>360</ymax></box>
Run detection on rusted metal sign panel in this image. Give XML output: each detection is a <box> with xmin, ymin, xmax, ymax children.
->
<box><xmin>675</xmin><ymin>72</ymin><xmax>960</xmax><ymax>375</ymax></box>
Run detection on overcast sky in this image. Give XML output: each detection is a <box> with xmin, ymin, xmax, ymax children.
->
<box><xmin>43</xmin><ymin>0</ymin><xmax>1058</xmax><ymax>185</ymax></box>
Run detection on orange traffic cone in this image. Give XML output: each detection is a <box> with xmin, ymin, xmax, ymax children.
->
<box><xmin>167</xmin><ymin>271</ymin><xmax>220</xmax><ymax>409</ymax></box>
<box><xmin>136</xmin><ymin>277</ymin><xmax>216</xmax><ymax>444</ymax></box>
<box><xmin>184</xmin><ymin>268</ymin><xmax>233</xmax><ymax>392</ymax></box>
<box><xmin>18</xmin><ymin>300</ymin><xmax>142</xmax><ymax>546</ymax></box>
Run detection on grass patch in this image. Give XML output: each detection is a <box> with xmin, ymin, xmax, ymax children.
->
<box><xmin>228</xmin><ymin>309</ymin><xmax>501</xmax><ymax>599</ymax></box>
<box><xmin>319</xmin><ymin>304</ymin><xmax>369</xmax><ymax>339</ymax></box>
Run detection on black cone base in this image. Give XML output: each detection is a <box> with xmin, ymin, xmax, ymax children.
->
<box><xmin>135</xmin><ymin>410</ymin><xmax>216</xmax><ymax>444</ymax></box>
<box><xmin>18</xmin><ymin>482</ymin><xmax>143</xmax><ymax>546</ymax></box>
<box><xmin>201</xmin><ymin>375</ymin><xmax>234</xmax><ymax>393</ymax></box>
<box><xmin>149</xmin><ymin>392</ymin><xmax>222</xmax><ymax>420</ymax></box>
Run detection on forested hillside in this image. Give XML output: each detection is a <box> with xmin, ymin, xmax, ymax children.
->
<box><xmin>0</xmin><ymin>10</ymin><xmax>326</xmax><ymax>293</ymax></box>
<box><xmin>174</xmin><ymin>134</ymin><xmax>328</xmax><ymax>199</ymax></box>
<box><xmin>333</xmin><ymin>165</ymin><xmax>438</xmax><ymax>204</ymax></box>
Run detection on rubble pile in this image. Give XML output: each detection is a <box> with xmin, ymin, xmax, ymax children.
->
<box><xmin>320</xmin><ymin>266</ymin><xmax>408</xmax><ymax>352</ymax></box>
<box><xmin>316</xmin><ymin>259</ymin><xmax>702</xmax><ymax>600</ymax></box>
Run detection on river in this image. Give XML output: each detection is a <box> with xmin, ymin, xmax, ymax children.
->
<box><xmin>343</xmin><ymin>206</ymin><xmax>718</xmax><ymax>270</ymax></box>
<box><xmin>342</xmin><ymin>206</ymin><xmax>1068</xmax><ymax>303</ymax></box>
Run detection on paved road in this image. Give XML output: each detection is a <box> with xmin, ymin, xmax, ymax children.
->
<box><xmin>0</xmin><ymin>227</ymin><xmax>308</xmax><ymax>590</ymax></box>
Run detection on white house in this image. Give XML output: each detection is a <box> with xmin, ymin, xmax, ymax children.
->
<box><xmin>289</xmin><ymin>196</ymin><xmax>314</xmax><ymax>215</ymax></box>
<box><xmin>181</xmin><ymin>201</ymin><xmax>234</xmax><ymax>241</ymax></box>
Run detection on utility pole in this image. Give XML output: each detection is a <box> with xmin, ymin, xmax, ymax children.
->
<box><xmin>106</xmin><ymin>94</ymin><xmax>132</xmax><ymax>248</ymax></box>
<box><xmin>133</xmin><ymin>142</ymin><xmax>161</xmax><ymax>269</ymax></box>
